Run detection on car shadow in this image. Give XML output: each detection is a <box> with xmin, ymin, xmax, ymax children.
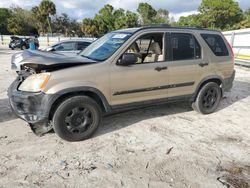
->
<box><xmin>0</xmin><ymin>51</ymin><xmax>12</xmax><ymax>55</ymax></box>
<box><xmin>95</xmin><ymin>80</ymin><xmax>250</xmax><ymax>138</ymax></box>
<box><xmin>96</xmin><ymin>101</ymin><xmax>193</xmax><ymax>137</ymax></box>
<box><xmin>0</xmin><ymin>48</ymin><xmax>20</xmax><ymax>55</ymax></box>
<box><xmin>0</xmin><ymin>98</ymin><xmax>17</xmax><ymax>123</ymax></box>
<box><xmin>218</xmin><ymin>80</ymin><xmax>250</xmax><ymax>110</ymax></box>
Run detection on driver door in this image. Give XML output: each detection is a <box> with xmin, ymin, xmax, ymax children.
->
<box><xmin>110</xmin><ymin>32</ymin><xmax>169</xmax><ymax>106</ymax></box>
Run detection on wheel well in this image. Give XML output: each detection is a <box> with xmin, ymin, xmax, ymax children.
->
<box><xmin>200</xmin><ymin>78</ymin><xmax>222</xmax><ymax>88</ymax></box>
<box><xmin>194</xmin><ymin>78</ymin><xmax>222</xmax><ymax>100</ymax></box>
<box><xmin>48</xmin><ymin>91</ymin><xmax>107</xmax><ymax>121</ymax></box>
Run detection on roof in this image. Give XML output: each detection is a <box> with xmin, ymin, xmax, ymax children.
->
<box><xmin>115</xmin><ymin>25</ymin><xmax>218</xmax><ymax>34</ymax></box>
<box><xmin>59</xmin><ymin>39</ymin><xmax>94</xmax><ymax>43</ymax></box>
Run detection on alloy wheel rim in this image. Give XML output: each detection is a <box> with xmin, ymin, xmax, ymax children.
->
<box><xmin>64</xmin><ymin>107</ymin><xmax>93</xmax><ymax>134</ymax></box>
<box><xmin>202</xmin><ymin>87</ymin><xmax>218</xmax><ymax>109</ymax></box>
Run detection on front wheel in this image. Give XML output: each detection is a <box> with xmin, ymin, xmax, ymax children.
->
<box><xmin>53</xmin><ymin>96</ymin><xmax>102</xmax><ymax>142</ymax></box>
<box><xmin>192</xmin><ymin>82</ymin><xmax>222</xmax><ymax>114</ymax></box>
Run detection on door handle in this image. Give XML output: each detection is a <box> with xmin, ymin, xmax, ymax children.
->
<box><xmin>198</xmin><ymin>62</ymin><xmax>209</xmax><ymax>67</ymax></box>
<box><xmin>155</xmin><ymin>66</ymin><xmax>168</xmax><ymax>71</ymax></box>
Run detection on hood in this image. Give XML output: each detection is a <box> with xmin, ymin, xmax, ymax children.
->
<box><xmin>19</xmin><ymin>50</ymin><xmax>97</xmax><ymax>72</ymax></box>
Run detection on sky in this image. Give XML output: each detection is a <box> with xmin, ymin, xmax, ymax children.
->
<box><xmin>0</xmin><ymin>0</ymin><xmax>249</xmax><ymax>21</ymax></box>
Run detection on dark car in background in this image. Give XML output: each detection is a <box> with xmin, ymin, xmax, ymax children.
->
<box><xmin>9</xmin><ymin>36</ymin><xmax>39</xmax><ymax>50</ymax></box>
<box><xmin>44</xmin><ymin>39</ymin><xmax>93</xmax><ymax>55</ymax></box>
<box><xmin>9</xmin><ymin>36</ymin><xmax>29</xmax><ymax>50</ymax></box>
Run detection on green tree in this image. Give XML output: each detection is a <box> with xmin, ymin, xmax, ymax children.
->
<box><xmin>113</xmin><ymin>8</ymin><xmax>127</xmax><ymax>29</ymax></box>
<box><xmin>125</xmin><ymin>11</ymin><xmax>138</xmax><ymax>27</ymax></box>
<box><xmin>237</xmin><ymin>8</ymin><xmax>250</xmax><ymax>28</ymax></box>
<box><xmin>52</xmin><ymin>13</ymin><xmax>81</xmax><ymax>36</ymax></box>
<box><xmin>178</xmin><ymin>14</ymin><xmax>203</xmax><ymax>27</ymax></box>
<box><xmin>32</xmin><ymin>0</ymin><xmax>56</xmax><ymax>35</ymax></box>
<box><xmin>199</xmin><ymin>0</ymin><xmax>243</xmax><ymax>30</ymax></box>
<box><xmin>137</xmin><ymin>2</ymin><xmax>157</xmax><ymax>25</ymax></box>
<box><xmin>39</xmin><ymin>0</ymin><xmax>56</xmax><ymax>34</ymax></box>
<box><xmin>52</xmin><ymin>13</ymin><xmax>70</xmax><ymax>35</ymax></box>
<box><xmin>81</xmin><ymin>18</ymin><xmax>99</xmax><ymax>37</ymax></box>
<box><xmin>0</xmin><ymin>8</ymin><xmax>12</xmax><ymax>34</ymax></box>
<box><xmin>154</xmin><ymin>9</ymin><xmax>169</xmax><ymax>24</ymax></box>
<box><xmin>31</xmin><ymin>6</ymin><xmax>47</xmax><ymax>34</ymax></box>
<box><xmin>69</xmin><ymin>20</ymin><xmax>82</xmax><ymax>37</ymax></box>
<box><xmin>81</xmin><ymin>4</ymin><xmax>139</xmax><ymax>37</ymax></box>
<box><xmin>94</xmin><ymin>4</ymin><xmax>115</xmax><ymax>35</ymax></box>
<box><xmin>7</xmin><ymin>7</ymin><xmax>37</xmax><ymax>35</ymax></box>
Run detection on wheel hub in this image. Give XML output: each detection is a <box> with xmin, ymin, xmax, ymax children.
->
<box><xmin>64</xmin><ymin>107</ymin><xmax>93</xmax><ymax>133</ymax></box>
<box><xmin>202</xmin><ymin>88</ymin><xmax>218</xmax><ymax>109</ymax></box>
<box><xmin>71</xmin><ymin>114</ymin><xmax>85</xmax><ymax>126</ymax></box>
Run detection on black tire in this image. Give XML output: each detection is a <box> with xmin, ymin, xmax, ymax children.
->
<box><xmin>21</xmin><ymin>45</ymin><xmax>27</xmax><ymax>50</ymax></box>
<box><xmin>192</xmin><ymin>82</ymin><xmax>221</xmax><ymax>114</ymax></box>
<box><xmin>53</xmin><ymin>96</ymin><xmax>102</xmax><ymax>142</ymax></box>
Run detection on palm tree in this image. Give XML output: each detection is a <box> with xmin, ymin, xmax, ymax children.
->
<box><xmin>31</xmin><ymin>6</ymin><xmax>47</xmax><ymax>34</ymax></box>
<box><xmin>39</xmin><ymin>0</ymin><xmax>56</xmax><ymax>35</ymax></box>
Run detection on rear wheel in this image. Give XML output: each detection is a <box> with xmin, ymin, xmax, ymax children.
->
<box><xmin>192</xmin><ymin>82</ymin><xmax>221</xmax><ymax>114</ymax></box>
<box><xmin>53</xmin><ymin>96</ymin><xmax>102</xmax><ymax>141</ymax></box>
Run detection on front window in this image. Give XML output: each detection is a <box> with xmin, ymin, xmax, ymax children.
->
<box><xmin>80</xmin><ymin>32</ymin><xmax>131</xmax><ymax>61</ymax></box>
<box><xmin>125</xmin><ymin>33</ymin><xmax>164</xmax><ymax>64</ymax></box>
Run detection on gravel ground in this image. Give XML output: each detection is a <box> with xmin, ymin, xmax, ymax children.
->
<box><xmin>0</xmin><ymin>47</ymin><xmax>249</xmax><ymax>188</ymax></box>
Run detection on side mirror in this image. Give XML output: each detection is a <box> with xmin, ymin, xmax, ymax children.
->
<box><xmin>117</xmin><ymin>53</ymin><xmax>137</xmax><ymax>66</ymax></box>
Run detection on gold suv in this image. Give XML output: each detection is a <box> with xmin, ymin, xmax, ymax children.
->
<box><xmin>8</xmin><ymin>26</ymin><xmax>235</xmax><ymax>141</ymax></box>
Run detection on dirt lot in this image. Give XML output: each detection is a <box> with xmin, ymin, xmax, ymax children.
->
<box><xmin>0</xmin><ymin>47</ymin><xmax>249</xmax><ymax>188</ymax></box>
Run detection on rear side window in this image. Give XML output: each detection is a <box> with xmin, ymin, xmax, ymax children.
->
<box><xmin>77</xmin><ymin>42</ymin><xmax>91</xmax><ymax>50</ymax></box>
<box><xmin>171</xmin><ymin>33</ymin><xmax>201</xmax><ymax>61</ymax></box>
<box><xmin>201</xmin><ymin>34</ymin><xmax>229</xmax><ymax>56</ymax></box>
<box><xmin>54</xmin><ymin>42</ymin><xmax>76</xmax><ymax>51</ymax></box>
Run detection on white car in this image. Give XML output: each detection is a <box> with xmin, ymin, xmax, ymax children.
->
<box><xmin>11</xmin><ymin>39</ymin><xmax>94</xmax><ymax>72</ymax></box>
<box><xmin>43</xmin><ymin>39</ymin><xmax>93</xmax><ymax>55</ymax></box>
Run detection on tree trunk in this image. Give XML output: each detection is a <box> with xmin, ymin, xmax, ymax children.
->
<box><xmin>47</xmin><ymin>16</ymin><xmax>52</xmax><ymax>36</ymax></box>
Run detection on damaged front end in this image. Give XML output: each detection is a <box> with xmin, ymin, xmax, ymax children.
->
<box><xmin>8</xmin><ymin>50</ymin><xmax>97</xmax><ymax>135</ymax></box>
<box><xmin>8</xmin><ymin>71</ymin><xmax>54</xmax><ymax>135</ymax></box>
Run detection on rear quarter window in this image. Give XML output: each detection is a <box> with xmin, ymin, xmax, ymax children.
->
<box><xmin>201</xmin><ymin>34</ymin><xmax>229</xmax><ymax>56</ymax></box>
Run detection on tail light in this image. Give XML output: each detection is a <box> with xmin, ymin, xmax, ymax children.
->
<box><xmin>222</xmin><ymin>35</ymin><xmax>234</xmax><ymax>59</ymax></box>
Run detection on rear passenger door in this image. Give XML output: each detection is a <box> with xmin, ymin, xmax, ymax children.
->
<box><xmin>166</xmin><ymin>32</ymin><xmax>210</xmax><ymax>98</ymax></box>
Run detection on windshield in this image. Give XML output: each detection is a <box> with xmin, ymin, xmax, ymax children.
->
<box><xmin>79</xmin><ymin>32</ymin><xmax>131</xmax><ymax>61</ymax></box>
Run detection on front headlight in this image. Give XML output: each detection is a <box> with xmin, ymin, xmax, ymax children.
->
<box><xmin>18</xmin><ymin>73</ymin><xmax>51</xmax><ymax>92</ymax></box>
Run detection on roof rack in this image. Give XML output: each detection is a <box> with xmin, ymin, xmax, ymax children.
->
<box><xmin>140</xmin><ymin>24</ymin><xmax>203</xmax><ymax>29</ymax></box>
<box><xmin>114</xmin><ymin>25</ymin><xmax>219</xmax><ymax>34</ymax></box>
<box><xmin>138</xmin><ymin>24</ymin><xmax>218</xmax><ymax>32</ymax></box>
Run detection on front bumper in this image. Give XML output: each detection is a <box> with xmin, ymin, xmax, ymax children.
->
<box><xmin>8</xmin><ymin>78</ymin><xmax>54</xmax><ymax>133</ymax></box>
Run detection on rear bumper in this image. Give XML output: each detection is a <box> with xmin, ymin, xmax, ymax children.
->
<box><xmin>223</xmin><ymin>70</ymin><xmax>235</xmax><ymax>92</ymax></box>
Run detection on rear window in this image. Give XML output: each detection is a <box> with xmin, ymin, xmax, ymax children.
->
<box><xmin>201</xmin><ymin>34</ymin><xmax>229</xmax><ymax>56</ymax></box>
